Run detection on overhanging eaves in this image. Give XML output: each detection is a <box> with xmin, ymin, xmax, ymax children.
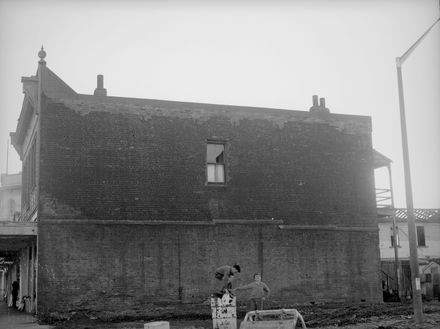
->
<box><xmin>373</xmin><ymin>149</ymin><xmax>393</xmax><ymax>169</ymax></box>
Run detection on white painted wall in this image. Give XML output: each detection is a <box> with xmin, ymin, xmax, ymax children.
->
<box><xmin>0</xmin><ymin>173</ymin><xmax>21</xmax><ymax>221</ymax></box>
<box><xmin>378</xmin><ymin>221</ymin><xmax>440</xmax><ymax>261</ymax></box>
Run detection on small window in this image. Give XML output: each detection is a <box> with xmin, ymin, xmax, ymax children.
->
<box><xmin>416</xmin><ymin>226</ymin><xmax>426</xmax><ymax>247</ymax></box>
<box><xmin>425</xmin><ymin>273</ymin><xmax>432</xmax><ymax>283</ymax></box>
<box><xmin>8</xmin><ymin>199</ymin><xmax>16</xmax><ymax>219</ymax></box>
<box><xmin>390</xmin><ymin>236</ymin><xmax>398</xmax><ymax>247</ymax></box>
<box><xmin>390</xmin><ymin>226</ymin><xmax>400</xmax><ymax>247</ymax></box>
<box><xmin>207</xmin><ymin>142</ymin><xmax>225</xmax><ymax>184</ymax></box>
<box><xmin>9</xmin><ymin>199</ymin><xmax>16</xmax><ymax>211</ymax></box>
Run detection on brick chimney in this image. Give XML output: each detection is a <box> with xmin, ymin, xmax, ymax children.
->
<box><xmin>309</xmin><ymin>95</ymin><xmax>330</xmax><ymax>113</ymax></box>
<box><xmin>94</xmin><ymin>75</ymin><xmax>107</xmax><ymax>96</ymax></box>
<box><xmin>309</xmin><ymin>95</ymin><xmax>320</xmax><ymax>111</ymax></box>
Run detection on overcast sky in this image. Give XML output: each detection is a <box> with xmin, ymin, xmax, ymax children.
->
<box><xmin>0</xmin><ymin>0</ymin><xmax>439</xmax><ymax>208</ymax></box>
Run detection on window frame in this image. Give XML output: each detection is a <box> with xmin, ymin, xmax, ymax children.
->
<box><xmin>22</xmin><ymin>136</ymin><xmax>37</xmax><ymax>213</ymax></box>
<box><xmin>390</xmin><ymin>235</ymin><xmax>401</xmax><ymax>248</ymax></box>
<box><xmin>425</xmin><ymin>273</ymin><xmax>432</xmax><ymax>283</ymax></box>
<box><xmin>206</xmin><ymin>140</ymin><xmax>227</xmax><ymax>185</ymax></box>
<box><xmin>390</xmin><ymin>226</ymin><xmax>400</xmax><ymax>247</ymax></box>
<box><xmin>416</xmin><ymin>226</ymin><xmax>426</xmax><ymax>247</ymax></box>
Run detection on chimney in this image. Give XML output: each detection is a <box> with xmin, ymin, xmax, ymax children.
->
<box><xmin>309</xmin><ymin>95</ymin><xmax>320</xmax><ymax>112</ymax></box>
<box><xmin>312</xmin><ymin>95</ymin><xmax>319</xmax><ymax>107</ymax></box>
<box><xmin>309</xmin><ymin>94</ymin><xmax>330</xmax><ymax>113</ymax></box>
<box><xmin>319</xmin><ymin>97</ymin><xmax>329</xmax><ymax>113</ymax></box>
<box><xmin>94</xmin><ymin>74</ymin><xmax>107</xmax><ymax>96</ymax></box>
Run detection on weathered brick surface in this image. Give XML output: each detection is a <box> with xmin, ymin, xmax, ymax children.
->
<box><xmin>36</xmin><ymin>94</ymin><xmax>381</xmax><ymax>313</ymax></box>
<box><xmin>37</xmin><ymin>223</ymin><xmax>381</xmax><ymax>313</ymax></box>
<box><xmin>38</xmin><ymin>96</ymin><xmax>375</xmax><ymax>225</ymax></box>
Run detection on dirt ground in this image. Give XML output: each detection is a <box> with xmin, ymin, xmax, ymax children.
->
<box><xmin>47</xmin><ymin>301</ymin><xmax>440</xmax><ymax>329</ymax></box>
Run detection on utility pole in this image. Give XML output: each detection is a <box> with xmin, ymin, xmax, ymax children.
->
<box><xmin>395</xmin><ymin>16</ymin><xmax>440</xmax><ymax>325</ymax></box>
<box><xmin>387</xmin><ymin>164</ymin><xmax>402</xmax><ymax>300</ymax></box>
<box><xmin>6</xmin><ymin>139</ymin><xmax>9</xmax><ymax>174</ymax></box>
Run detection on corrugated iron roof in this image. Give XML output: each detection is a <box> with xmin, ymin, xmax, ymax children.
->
<box><xmin>394</xmin><ymin>208</ymin><xmax>439</xmax><ymax>220</ymax></box>
<box><xmin>379</xmin><ymin>208</ymin><xmax>440</xmax><ymax>222</ymax></box>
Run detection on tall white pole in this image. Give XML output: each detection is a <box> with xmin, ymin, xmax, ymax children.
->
<box><xmin>396</xmin><ymin>60</ymin><xmax>423</xmax><ymax>323</ymax></box>
<box><xmin>395</xmin><ymin>16</ymin><xmax>440</xmax><ymax>325</ymax></box>
<box><xmin>387</xmin><ymin>164</ymin><xmax>401</xmax><ymax>300</ymax></box>
<box><xmin>6</xmin><ymin>139</ymin><xmax>9</xmax><ymax>174</ymax></box>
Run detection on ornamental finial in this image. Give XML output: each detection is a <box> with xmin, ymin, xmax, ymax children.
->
<box><xmin>38</xmin><ymin>45</ymin><xmax>46</xmax><ymax>64</ymax></box>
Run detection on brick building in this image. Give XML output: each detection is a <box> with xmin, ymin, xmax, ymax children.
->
<box><xmin>9</xmin><ymin>49</ymin><xmax>382</xmax><ymax>315</ymax></box>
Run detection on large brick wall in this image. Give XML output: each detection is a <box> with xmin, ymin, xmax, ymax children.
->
<box><xmin>38</xmin><ymin>95</ymin><xmax>375</xmax><ymax>225</ymax></box>
<box><xmin>37</xmin><ymin>222</ymin><xmax>381</xmax><ymax>313</ymax></box>
<box><xmin>36</xmin><ymin>94</ymin><xmax>381</xmax><ymax>313</ymax></box>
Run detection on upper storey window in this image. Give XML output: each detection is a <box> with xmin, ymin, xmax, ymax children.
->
<box><xmin>207</xmin><ymin>142</ymin><xmax>225</xmax><ymax>184</ymax></box>
<box><xmin>417</xmin><ymin>226</ymin><xmax>426</xmax><ymax>247</ymax></box>
<box><xmin>23</xmin><ymin>138</ymin><xmax>37</xmax><ymax>213</ymax></box>
<box><xmin>390</xmin><ymin>226</ymin><xmax>400</xmax><ymax>247</ymax></box>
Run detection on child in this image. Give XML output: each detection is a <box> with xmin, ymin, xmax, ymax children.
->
<box><xmin>233</xmin><ymin>273</ymin><xmax>270</xmax><ymax>311</ymax></box>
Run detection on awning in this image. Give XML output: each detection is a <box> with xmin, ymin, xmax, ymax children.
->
<box><xmin>0</xmin><ymin>221</ymin><xmax>37</xmax><ymax>259</ymax></box>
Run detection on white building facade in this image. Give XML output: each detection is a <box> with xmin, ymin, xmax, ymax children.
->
<box><xmin>0</xmin><ymin>173</ymin><xmax>21</xmax><ymax>221</ymax></box>
<box><xmin>378</xmin><ymin>209</ymin><xmax>440</xmax><ymax>299</ymax></box>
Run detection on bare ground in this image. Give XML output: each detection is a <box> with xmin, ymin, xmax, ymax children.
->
<box><xmin>46</xmin><ymin>301</ymin><xmax>440</xmax><ymax>329</ymax></box>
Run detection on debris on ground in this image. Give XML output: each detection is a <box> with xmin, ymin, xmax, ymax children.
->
<box><xmin>49</xmin><ymin>301</ymin><xmax>440</xmax><ymax>329</ymax></box>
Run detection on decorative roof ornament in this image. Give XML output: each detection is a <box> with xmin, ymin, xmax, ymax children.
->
<box><xmin>38</xmin><ymin>45</ymin><xmax>46</xmax><ymax>64</ymax></box>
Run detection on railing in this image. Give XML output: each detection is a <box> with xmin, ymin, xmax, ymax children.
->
<box><xmin>376</xmin><ymin>188</ymin><xmax>392</xmax><ymax>208</ymax></box>
<box><xmin>18</xmin><ymin>186</ymin><xmax>38</xmax><ymax>222</ymax></box>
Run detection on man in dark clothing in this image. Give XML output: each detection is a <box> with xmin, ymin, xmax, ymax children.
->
<box><xmin>11</xmin><ymin>281</ymin><xmax>19</xmax><ymax>309</ymax></box>
<box><xmin>213</xmin><ymin>264</ymin><xmax>241</xmax><ymax>297</ymax></box>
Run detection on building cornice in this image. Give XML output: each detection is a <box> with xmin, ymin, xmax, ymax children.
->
<box><xmin>11</xmin><ymin>76</ymin><xmax>39</xmax><ymax>158</ymax></box>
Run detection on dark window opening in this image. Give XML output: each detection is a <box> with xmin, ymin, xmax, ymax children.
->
<box><xmin>390</xmin><ymin>226</ymin><xmax>400</xmax><ymax>247</ymax></box>
<box><xmin>425</xmin><ymin>273</ymin><xmax>432</xmax><ymax>283</ymax></box>
<box><xmin>417</xmin><ymin>226</ymin><xmax>426</xmax><ymax>247</ymax></box>
<box><xmin>22</xmin><ymin>137</ymin><xmax>37</xmax><ymax>213</ymax></box>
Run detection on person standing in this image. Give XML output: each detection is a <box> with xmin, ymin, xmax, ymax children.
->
<box><xmin>233</xmin><ymin>273</ymin><xmax>270</xmax><ymax>312</ymax></box>
<box><xmin>11</xmin><ymin>281</ymin><xmax>19</xmax><ymax>309</ymax></box>
<box><xmin>213</xmin><ymin>264</ymin><xmax>241</xmax><ymax>296</ymax></box>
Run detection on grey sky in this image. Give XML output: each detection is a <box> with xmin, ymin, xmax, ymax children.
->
<box><xmin>0</xmin><ymin>0</ymin><xmax>439</xmax><ymax>208</ymax></box>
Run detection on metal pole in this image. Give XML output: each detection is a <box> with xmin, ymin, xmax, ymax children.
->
<box><xmin>395</xmin><ymin>60</ymin><xmax>423</xmax><ymax>323</ymax></box>
<box><xmin>6</xmin><ymin>139</ymin><xmax>9</xmax><ymax>174</ymax></box>
<box><xmin>391</xmin><ymin>215</ymin><xmax>401</xmax><ymax>298</ymax></box>
<box><xmin>387</xmin><ymin>164</ymin><xmax>401</xmax><ymax>300</ymax></box>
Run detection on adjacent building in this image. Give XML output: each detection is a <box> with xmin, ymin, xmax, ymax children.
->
<box><xmin>0</xmin><ymin>173</ymin><xmax>22</xmax><ymax>221</ymax></box>
<box><xmin>0</xmin><ymin>173</ymin><xmax>36</xmax><ymax>312</ymax></box>
<box><xmin>0</xmin><ymin>172</ymin><xmax>22</xmax><ymax>300</ymax></box>
<box><xmin>4</xmin><ymin>49</ymin><xmax>382</xmax><ymax>315</ymax></box>
<box><xmin>378</xmin><ymin>208</ymin><xmax>440</xmax><ymax>299</ymax></box>
<box><xmin>374</xmin><ymin>148</ymin><xmax>440</xmax><ymax>301</ymax></box>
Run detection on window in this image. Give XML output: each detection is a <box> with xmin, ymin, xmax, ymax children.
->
<box><xmin>416</xmin><ymin>226</ymin><xmax>426</xmax><ymax>247</ymax></box>
<box><xmin>8</xmin><ymin>199</ymin><xmax>16</xmax><ymax>219</ymax></box>
<box><xmin>425</xmin><ymin>273</ymin><xmax>432</xmax><ymax>283</ymax></box>
<box><xmin>207</xmin><ymin>142</ymin><xmax>225</xmax><ymax>183</ymax></box>
<box><xmin>23</xmin><ymin>138</ymin><xmax>37</xmax><ymax>211</ymax></box>
<box><xmin>390</xmin><ymin>226</ymin><xmax>400</xmax><ymax>247</ymax></box>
